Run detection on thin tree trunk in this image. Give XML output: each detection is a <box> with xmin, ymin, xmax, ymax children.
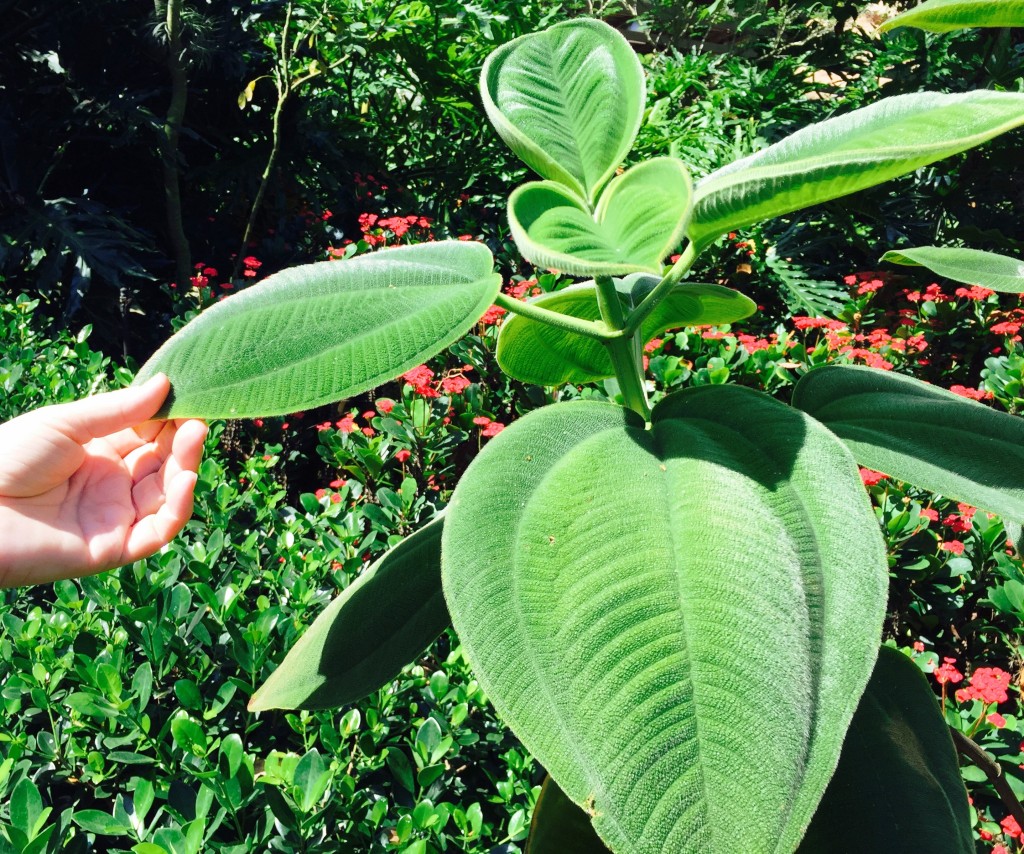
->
<box><xmin>161</xmin><ymin>0</ymin><xmax>192</xmax><ymax>288</ymax></box>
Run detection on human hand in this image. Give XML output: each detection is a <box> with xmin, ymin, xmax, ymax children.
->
<box><xmin>0</xmin><ymin>374</ymin><xmax>207</xmax><ymax>587</ymax></box>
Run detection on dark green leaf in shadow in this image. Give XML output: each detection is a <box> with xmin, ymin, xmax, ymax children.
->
<box><xmin>249</xmin><ymin>515</ymin><xmax>448</xmax><ymax>711</ymax></box>
<box><xmin>797</xmin><ymin>646</ymin><xmax>973</xmax><ymax>853</ymax></box>
<box><xmin>792</xmin><ymin>364</ymin><xmax>1024</xmax><ymax>520</ymax></box>
<box><xmin>882</xmin><ymin>246</ymin><xmax>1024</xmax><ymax>293</ymax></box>
<box><xmin>136</xmin><ymin>242</ymin><xmax>502</xmax><ymax>418</ymax></box>
<box><xmin>496</xmin><ymin>275</ymin><xmax>755</xmax><ymax>385</ymax></box>
<box><xmin>527</xmin><ymin>775</ymin><xmax>610</xmax><ymax>854</ymax></box>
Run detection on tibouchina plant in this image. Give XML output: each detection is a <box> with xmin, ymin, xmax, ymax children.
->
<box><xmin>138</xmin><ymin>18</ymin><xmax>1024</xmax><ymax>853</ymax></box>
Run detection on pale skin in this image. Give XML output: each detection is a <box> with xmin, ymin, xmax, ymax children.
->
<box><xmin>0</xmin><ymin>374</ymin><xmax>207</xmax><ymax>588</ymax></box>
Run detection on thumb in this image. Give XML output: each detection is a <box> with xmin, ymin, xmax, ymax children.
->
<box><xmin>46</xmin><ymin>374</ymin><xmax>172</xmax><ymax>442</ymax></box>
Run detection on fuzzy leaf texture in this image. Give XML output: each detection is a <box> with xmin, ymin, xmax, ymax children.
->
<box><xmin>135</xmin><ymin>242</ymin><xmax>502</xmax><ymax>418</ymax></box>
<box><xmin>796</xmin><ymin>647</ymin><xmax>973</xmax><ymax>853</ymax></box>
<box><xmin>508</xmin><ymin>159</ymin><xmax>692</xmax><ymax>276</ymax></box>
<box><xmin>526</xmin><ymin>648</ymin><xmax>972</xmax><ymax>854</ymax></box>
<box><xmin>882</xmin><ymin>246</ymin><xmax>1024</xmax><ymax>293</ymax></box>
<box><xmin>689</xmin><ymin>91</ymin><xmax>1024</xmax><ymax>251</ymax></box>
<box><xmin>481</xmin><ymin>18</ymin><xmax>645</xmax><ymax>204</ymax></box>
<box><xmin>248</xmin><ymin>515</ymin><xmax>447</xmax><ymax>711</ymax></box>
<box><xmin>496</xmin><ymin>275</ymin><xmax>755</xmax><ymax>385</ymax></box>
<box><xmin>879</xmin><ymin>0</ymin><xmax>1024</xmax><ymax>32</ymax></box>
<box><xmin>441</xmin><ymin>387</ymin><xmax>888</xmax><ymax>853</ymax></box>
<box><xmin>792</xmin><ymin>365</ymin><xmax>1024</xmax><ymax>521</ymax></box>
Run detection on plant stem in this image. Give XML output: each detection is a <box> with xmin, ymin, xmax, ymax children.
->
<box><xmin>595</xmin><ymin>276</ymin><xmax>651</xmax><ymax>422</ymax></box>
<box><xmin>949</xmin><ymin>726</ymin><xmax>1024</xmax><ymax>829</ymax></box>
<box><xmin>493</xmin><ymin>292</ymin><xmax>613</xmax><ymax>341</ymax></box>
<box><xmin>623</xmin><ymin>242</ymin><xmax>698</xmax><ymax>337</ymax></box>
<box><xmin>160</xmin><ymin>0</ymin><xmax>192</xmax><ymax>290</ymax></box>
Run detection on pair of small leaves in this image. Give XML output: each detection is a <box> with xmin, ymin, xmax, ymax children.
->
<box><xmin>136</xmin><ymin>242</ymin><xmax>502</xmax><ymax>419</ymax></box>
<box><xmin>882</xmin><ymin>246</ymin><xmax>1024</xmax><ymax>293</ymax></box>
<box><xmin>879</xmin><ymin>0</ymin><xmax>1024</xmax><ymax>32</ymax></box>
<box><xmin>496</xmin><ymin>274</ymin><xmax>755</xmax><ymax>385</ymax></box>
<box><xmin>483</xmin><ymin>19</ymin><xmax>690</xmax><ymax>276</ymax></box>
<box><xmin>528</xmin><ymin>647</ymin><xmax>972</xmax><ymax>854</ymax></box>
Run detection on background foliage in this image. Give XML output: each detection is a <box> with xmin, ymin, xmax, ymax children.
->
<box><xmin>2</xmin><ymin>0</ymin><xmax>1024</xmax><ymax>851</ymax></box>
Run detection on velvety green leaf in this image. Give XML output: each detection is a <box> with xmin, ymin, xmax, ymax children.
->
<box><xmin>689</xmin><ymin>91</ymin><xmax>1024</xmax><ymax>250</ymax></box>
<box><xmin>496</xmin><ymin>275</ymin><xmax>755</xmax><ymax>385</ymax></box>
<box><xmin>508</xmin><ymin>159</ymin><xmax>692</xmax><ymax>276</ymax></box>
<box><xmin>792</xmin><ymin>365</ymin><xmax>1024</xmax><ymax>520</ymax></box>
<box><xmin>481</xmin><ymin>18</ymin><xmax>644</xmax><ymax>204</ymax></box>
<box><xmin>527</xmin><ymin>776</ymin><xmax>609</xmax><ymax>854</ymax></box>
<box><xmin>249</xmin><ymin>515</ymin><xmax>447</xmax><ymax>711</ymax></box>
<box><xmin>879</xmin><ymin>0</ymin><xmax>1024</xmax><ymax>32</ymax></box>
<box><xmin>442</xmin><ymin>387</ymin><xmax>888</xmax><ymax>853</ymax></box>
<box><xmin>881</xmin><ymin>246</ymin><xmax>1024</xmax><ymax>293</ymax></box>
<box><xmin>135</xmin><ymin>242</ymin><xmax>501</xmax><ymax>418</ymax></box>
<box><xmin>797</xmin><ymin>647</ymin><xmax>972</xmax><ymax>853</ymax></box>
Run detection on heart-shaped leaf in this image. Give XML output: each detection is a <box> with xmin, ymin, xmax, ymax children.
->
<box><xmin>882</xmin><ymin>246</ymin><xmax>1024</xmax><ymax>293</ymax></box>
<box><xmin>527</xmin><ymin>647</ymin><xmax>972</xmax><ymax>854</ymax></box>
<box><xmin>249</xmin><ymin>515</ymin><xmax>447</xmax><ymax>711</ymax></box>
<box><xmin>509</xmin><ymin>158</ymin><xmax>692</xmax><ymax>276</ymax></box>
<box><xmin>689</xmin><ymin>90</ymin><xmax>1024</xmax><ymax>251</ymax></box>
<box><xmin>481</xmin><ymin>18</ymin><xmax>645</xmax><ymax>204</ymax></box>
<box><xmin>792</xmin><ymin>365</ymin><xmax>1024</xmax><ymax>520</ymax></box>
<box><xmin>879</xmin><ymin>0</ymin><xmax>1024</xmax><ymax>32</ymax></box>
<box><xmin>797</xmin><ymin>646</ymin><xmax>973</xmax><ymax>853</ymax></box>
<box><xmin>442</xmin><ymin>387</ymin><xmax>888</xmax><ymax>853</ymax></box>
<box><xmin>496</xmin><ymin>274</ymin><xmax>755</xmax><ymax>385</ymax></box>
<box><xmin>135</xmin><ymin>242</ymin><xmax>501</xmax><ymax>418</ymax></box>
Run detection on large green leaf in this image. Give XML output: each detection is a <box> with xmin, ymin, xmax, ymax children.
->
<box><xmin>135</xmin><ymin>242</ymin><xmax>502</xmax><ymax>418</ymax></box>
<box><xmin>689</xmin><ymin>91</ymin><xmax>1024</xmax><ymax>251</ymax></box>
<box><xmin>442</xmin><ymin>387</ymin><xmax>888</xmax><ymax>853</ymax></box>
<box><xmin>882</xmin><ymin>246</ymin><xmax>1024</xmax><ymax>293</ymax></box>
<box><xmin>509</xmin><ymin>159</ymin><xmax>692</xmax><ymax>277</ymax></box>
<box><xmin>249</xmin><ymin>515</ymin><xmax>447</xmax><ymax>711</ymax></box>
<box><xmin>792</xmin><ymin>365</ymin><xmax>1024</xmax><ymax>520</ymax></box>
<box><xmin>496</xmin><ymin>275</ymin><xmax>755</xmax><ymax>385</ymax></box>
<box><xmin>798</xmin><ymin>647</ymin><xmax>972</xmax><ymax>852</ymax></box>
<box><xmin>481</xmin><ymin>18</ymin><xmax>645</xmax><ymax>204</ymax></box>
<box><xmin>879</xmin><ymin>0</ymin><xmax>1024</xmax><ymax>32</ymax></box>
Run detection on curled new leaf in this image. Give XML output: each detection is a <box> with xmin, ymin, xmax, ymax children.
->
<box><xmin>882</xmin><ymin>246</ymin><xmax>1024</xmax><ymax>293</ymax></box>
<box><xmin>797</xmin><ymin>647</ymin><xmax>973</xmax><ymax>853</ymax></box>
<box><xmin>481</xmin><ymin>18</ymin><xmax>645</xmax><ymax>204</ymax></box>
<box><xmin>249</xmin><ymin>515</ymin><xmax>448</xmax><ymax>711</ymax></box>
<box><xmin>136</xmin><ymin>242</ymin><xmax>502</xmax><ymax>418</ymax></box>
<box><xmin>792</xmin><ymin>365</ymin><xmax>1024</xmax><ymax>520</ymax></box>
<box><xmin>508</xmin><ymin>159</ymin><xmax>693</xmax><ymax>277</ymax></box>
<box><xmin>689</xmin><ymin>90</ymin><xmax>1024</xmax><ymax>251</ymax></box>
<box><xmin>496</xmin><ymin>275</ymin><xmax>755</xmax><ymax>385</ymax></box>
<box><xmin>442</xmin><ymin>388</ymin><xmax>887</xmax><ymax>853</ymax></box>
<box><xmin>879</xmin><ymin>0</ymin><xmax>1024</xmax><ymax>32</ymax></box>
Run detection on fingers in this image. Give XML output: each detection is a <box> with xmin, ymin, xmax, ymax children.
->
<box><xmin>122</xmin><ymin>470</ymin><xmax>198</xmax><ymax>565</ymax></box>
<box><xmin>47</xmin><ymin>374</ymin><xmax>172</xmax><ymax>444</ymax></box>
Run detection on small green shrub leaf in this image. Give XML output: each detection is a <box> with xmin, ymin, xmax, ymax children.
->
<box><xmin>249</xmin><ymin>515</ymin><xmax>447</xmax><ymax>711</ymax></box>
<box><xmin>509</xmin><ymin>159</ymin><xmax>692</xmax><ymax>277</ymax></box>
<box><xmin>797</xmin><ymin>647</ymin><xmax>973</xmax><ymax>852</ymax></box>
<box><xmin>481</xmin><ymin>18</ymin><xmax>644</xmax><ymax>204</ymax></box>
<box><xmin>497</xmin><ymin>275</ymin><xmax>755</xmax><ymax>385</ymax></box>
<box><xmin>527</xmin><ymin>776</ymin><xmax>609</xmax><ymax>853</ymax></box>
<box><xmin>792</xmin><ymin>365</ymin><xmax>1024</xmax><ymax>520</ymax></box>
<box><xmin>879</xmin><ymin>0</ymin><xmax>1024</xmax><ymax>32</ymax></box>
<box><xmin>135</xmin><ymin>242</ymin><xmax>501</xmax><ymax>418</ymax></box>
<box><xmin>881</xmin><ymin>246</ymin><xmax>1024</xmax><ymax>293</ymax></box>
<box><xmin>689</xmin><ymin>91</ymin><xmax>1024</xmax><ymax>250</ymax></box>
<box><xmin>72</xmin><ymin>810</ymin><xmax>131</xmax><ymax>836</ymax></box>
<box><xmin>442</xmin><ymin>387</ymin><xmax>887</xmax><ymax>853</ymax></box>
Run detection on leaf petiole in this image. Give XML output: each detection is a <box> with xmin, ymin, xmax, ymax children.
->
<box><xmin>623</xmin><ymin>242</ymin><xmax>699</xmax><ymax>337</ymax></box>
<box><xmin>493</xmin><ymin>292</ymin><xmax>616</xmax><ymax>340</ymax></box>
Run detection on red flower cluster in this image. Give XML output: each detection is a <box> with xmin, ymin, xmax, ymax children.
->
<box><xmin>950</xmin><ymin>384</ymin><xmax>994</xmax><ymax>401</ymax></box>
<box><xmin>242</xmin><ymin>255</ymin><xmax>262</xmax><ymax>278</ymax></box>
<box><xmin>956</xmin><ymin>667</ymin><xmax>1012</xmax><ymax>705</ymax></box>
<box><xmin>1001</xmin><ymin>815</ymin><xmax>1023</xmax><ymax>843</ymax></box>
<box><xmin>955</xmin><ymin>285</ymin><xmax>995</xmax><ymax>300</ymax></box>
<box><xmin>939</xmin><ymin>540</ymin><xmax>965</xmax><ymax>555</ymax></box>
<box><xmin>859</xmin><ymin>468</ymin><xmax>887</xmax><ymax>487</ymax></box>
<box><xmin>402</xmin><ymin>365</ymin><xmax>438</xmax><ymax>398</ymax></box>
<box><xmin>792</xmin><ymin>316</ymin><xmax>846</xmax><ymax>331</ymax></box>
<box><xmin>903</xmin><ymin>283</ymin><xmax>950</xmax><ymax>304</ymax></box>
<box><xmin>356</xmin><ymin>212</ymin><xmax>433</xmax><ymax>248</ymax></box>
<box><xmin>933</xmin><ymin>657</ymin><xmax>964</xmax><ymax>685</ymax></box>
